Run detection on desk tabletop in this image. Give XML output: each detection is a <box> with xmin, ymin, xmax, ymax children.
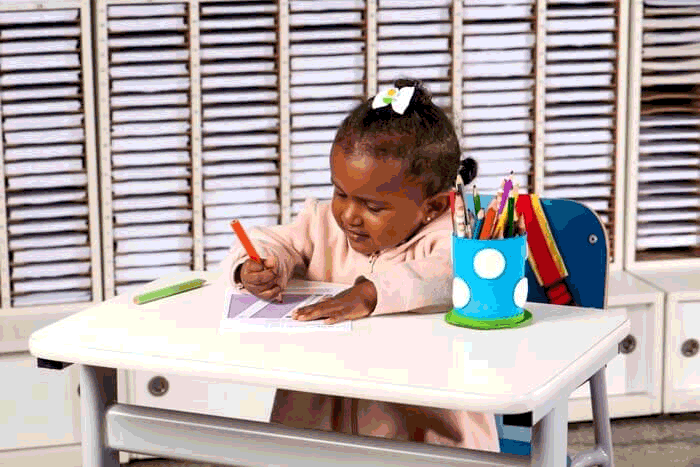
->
<box><xmin>29</xmin><ymin>271</ymin><xmax>630</xmax><ymax>416</ymax></box>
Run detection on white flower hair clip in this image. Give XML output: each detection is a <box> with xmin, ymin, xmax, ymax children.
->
<box><xmin>371</xmin><ymin>86</ymin><xmax>415</xmax><ymax>115</ymax></box>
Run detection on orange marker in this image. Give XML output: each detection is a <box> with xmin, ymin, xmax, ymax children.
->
<box><xmin>230</xmin><ymin>219</ymin><xmax>262</xmax><ymax>264</ymax></box>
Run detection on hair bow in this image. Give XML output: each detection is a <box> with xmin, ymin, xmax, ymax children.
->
<box><xmin>371</xmin><ymin>86</ymin><xmax>415</xmax><ymax>115</ymax></box>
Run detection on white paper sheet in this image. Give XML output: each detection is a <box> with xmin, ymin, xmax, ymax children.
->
<box><xmin>203</xmin><ymin>175</ymin><xmax>279</xmax><ymax>191</ymax></box>
<box><xmin>10</xmin><ymin>233</ymin><xmax>88</xmax><ymax>250</ymax></box>
<box><xmin>9</xmin><ymin>204</ymin><xmax>88</xmax><ymax>221</ymax></box>
<box><xmin>203</xmin><ymin>117</ymin><xmax>278</xmax><ymax>134</ymax></box>
<box><xmin>115</xmin><ymin>265</ymin><xmax>191</xmax><ymax>283</ymax></box>
<box><xmin>13</xmin><ymin>291</ymin><xmax>91</xmax><ymax>307</ymax></box>
<box><xmin>220</xmin><ymin>285</ymin><xmax>352</xmax><ymax>333</ymax></box>
<box><xmin>112</xmin><ymin>152</ymin><xmax>190</xmax><ymax>167</ymax></box>
<box><xmin>205</xmin><ymin>203</ymin><xmax>280</xmax><ymax>220</ymax></box>
<box><xmin>202</xmin><ymin>147</ymin><xmax>277</xmax><ymax>163</ymax></box>
<box><xmin>204</xmin><ymin>188</ymin><xmax>277</xmax><ymax>205</ymax></box>
<box><xmin>108</xmin><ymin>4</ymin><xmax>186</xmax><ymax>17</ymax></box>
<box><xmin>291</xmin><ymin>186</ymin><xmax>334</xmax><ymax>201</ymax></box>
<box><xmin>204</xmin><ymin>216</ymin><xmax>278</xmax><ymax>234</ymax></box>
<box><xmin>7</xmin><ymin>173</ymin><xmax>87</xmax><ymax>190</ymax></box>
<box><xmin>114</xmin><ymin>209</ymin><xmax>192</xmax><ymax>225</ymax></box>
<box><xmin>116</xmin><ymin>236</ymin><xmax>193</xmax><ymax>254</ymax></box>
<box><xmin>112</xmin><ymin>179</ymin><xmax>189</xmax><ymax>197</ymax></box>
<box><xmin>113</xmin><ymin>223</ymin><xmax>190</xmax><ymax>240</ymax></box>
<box><xmin>292</xmin><ymin>113</ymin><xmax>347</xmax><ymax>130</ymax></box>
<box><xmin>115</xmin><ymin>251</ymin><xmax>192</xmax><ymax>268</ymax></box>
<box><xmin>111</xmin><ymin>135</ymin><xmax>188</xmax><ymax>152</ymax></box>
<box><xmin>13</xmin><ymin>277</ymin><xmax>91</xmax><ymax>294</ymax></box>
<box><xmin>291</xmin><ymin>170</ymin><xmax>331</xmax><ymax>186</ymax></box>
<box><xmin>112</xmin><ymin>166</ymin><xmax>190</xmax><ymax>181</ymax></box>
<box><xmin>11</xmin><ymin>261</ymin><xmax>91</xmax><ymax>280</ymax></box>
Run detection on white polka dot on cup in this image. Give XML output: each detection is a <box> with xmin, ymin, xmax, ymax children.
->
<box><xmin>473</xmin><ymin>248</ymin><xmax>506</xmax><ymax>279</ymax></box>
<box><xmin>452</xmin><ymin>277</ymin><xmax>471</xmax><ymax>309</ymax></box>
<box><xmin>514</xmin><ymin>277</ymin><xmax>528</xmax><ymax>308</ymax></box>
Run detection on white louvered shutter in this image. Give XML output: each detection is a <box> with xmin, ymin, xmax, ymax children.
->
<box><xmin>0</xmin><ymin>6</ymin><xmax>101</xmax><ymax>308</ymax></box>
<box><xmin>377</xmin><ymin>0</ymin><xmax>453</xmax><ymax>111</ymax></box>
<box><xmin>288</xmin><ymin>0</ymin><xmax>366</xmax><ymax>216</ymax></box>
<box><xmin>634</xmin><ymin>0</ymin><xmax>700</xmax><ymax>262</ymax></box>
<box><xmin>199</xmin><ymin>1</ymin><xmax>280</xmax><ymax>270</ymax></box>
<box><xmin>462</xmin><ymin>0</ymin><xmax>535</xmax><ymax>193</ymax></box>
<box><xmin>543</xmin><ymin>0</ymin><xmax>620</xmax><ymax>259</ymax></box>
<box><xmin>102</xmin><ymin>3</ymin><xmax>194</xmax><ymax>296</ymax></box>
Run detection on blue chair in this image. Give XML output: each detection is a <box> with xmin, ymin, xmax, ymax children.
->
<box><xmin>466</xmin><ymin>195</ymin><xmax>610</xmax><ymax>467</ymax></box>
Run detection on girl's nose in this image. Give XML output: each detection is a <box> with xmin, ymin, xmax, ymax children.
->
<box><xmin>341</xmin><ymin>201</ymin><xmax>362</xmax><ymax>226</ymax></box>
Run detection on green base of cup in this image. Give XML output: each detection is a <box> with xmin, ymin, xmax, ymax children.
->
<box><xmin>445</xmin><ymin>308</ymin><xmax>533</xmax><ymax>330</ymax></box>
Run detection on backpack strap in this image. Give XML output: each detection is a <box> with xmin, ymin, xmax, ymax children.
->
<box><xmin>516</xmin><ymin>195</ymin><xmax>577</xmax><ymax>306</ymax></box>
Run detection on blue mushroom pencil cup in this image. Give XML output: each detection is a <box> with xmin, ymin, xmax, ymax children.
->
<box><xmin>446</xmin><ymin>233</ymin><xmax>533</xmax><ymax>330</ymax></box>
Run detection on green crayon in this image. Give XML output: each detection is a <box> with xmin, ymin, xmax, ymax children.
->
<box><xmin>134</xmin><ymin>278</ymin><xmax>206</xmax><ymax>304</ymax></box>
<box><xmin>506</xmin><ymin>197</ymin><xmax>515</xmax><ymax>238</ymax></box>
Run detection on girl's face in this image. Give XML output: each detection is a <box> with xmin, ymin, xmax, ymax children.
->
<box><xmin>330</xmin><ymin>145</ymin><xmax>443</xmax><ymax>256</ymax></box>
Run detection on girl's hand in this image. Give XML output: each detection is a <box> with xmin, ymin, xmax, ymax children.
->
<box><xmin>240</xmin><ymin>256</ymin><xmax>282</xmax><ymax>302</ymax></box>
<box><xmin>292</xmin><ymin>279</ymin><xmax>377</xmax><ymax>325</ymax></box>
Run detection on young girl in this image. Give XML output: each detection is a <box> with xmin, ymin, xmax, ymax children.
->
<box><xmin>220</xmin><ymin>79</ymin><xmax>499</xmax><ymax>452</ymax></box>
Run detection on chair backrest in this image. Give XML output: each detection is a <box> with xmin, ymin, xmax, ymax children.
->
<box><xmin>465</xmin><ymin>195</ymin><xmax>609</xmax><ymax>309</ymax></box>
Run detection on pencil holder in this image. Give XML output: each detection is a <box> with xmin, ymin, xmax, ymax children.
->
<box><xmin>446</xmin><ymin>233</ymin><xmax>533</xmax><ymax>330</ymax></box>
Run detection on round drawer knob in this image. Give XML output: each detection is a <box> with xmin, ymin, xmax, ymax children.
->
<box><xmin>148</xmin><ymin>376</ymin><xmax>169</xmax><ymax>397</ymax></box>
<box><xmin>77</xmin><ymin>384</ymin><xmax>80</xmax><ymax>397</ymax></box>
<box><xmin>681</xmin><ymin>338</ymin><xmax>699</xmax><ymax>358</ymax></box>
<box><xmin>588</xmin><ymin>234</ymin><xmax>598</xmax><ymax>245</ymax></box>
<box><xmin>618</xmin><ymin>334</ymin><xmax>636</xmax><ymax>354</ymax></box>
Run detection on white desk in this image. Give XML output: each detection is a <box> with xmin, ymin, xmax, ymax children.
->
<box><xmin>29</xmin><ymin>271</ymin><xmax>630</xmax><ymax>467</ymax></box>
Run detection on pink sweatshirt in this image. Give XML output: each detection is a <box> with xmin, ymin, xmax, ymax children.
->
<box><xmin>220</xmin><ymin>199</ymin><xmax>500</xmax><ymax>452</ymax></box>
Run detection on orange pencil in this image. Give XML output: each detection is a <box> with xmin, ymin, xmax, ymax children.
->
<box><xmin>230</xmin><ymin>219</ymin><xmax>262</xmax><ymax>264</ymax></box>
<box><xmin>479</xmin><ymin>197</ymin><xmax>499</xmax><ymax>240</ymax></box>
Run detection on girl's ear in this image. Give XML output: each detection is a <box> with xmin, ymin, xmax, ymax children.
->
<box><xmin>422</xmin><ymin>190</ymin><xmax>451</xmax><ymax>222</ymax></box>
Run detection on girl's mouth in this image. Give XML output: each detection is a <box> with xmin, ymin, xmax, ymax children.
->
<box><xmin>345</xmin><ymin>230</ymin><xmax>369</xmax><ymax>242</ymax></box>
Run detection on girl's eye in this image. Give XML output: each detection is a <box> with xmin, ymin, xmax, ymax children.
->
<box><xmin>366</xmin><ymin>204</ymin><xmax>382</xmax><ymax>213</ymax></box>
<box><xmin>334</xmin><ymin>189</ymin><xmax>346</xmax><ymax>198</ymax></box>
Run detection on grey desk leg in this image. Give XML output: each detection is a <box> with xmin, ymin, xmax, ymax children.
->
<box><xmin>531</xmin><ymin>397</ymin><xmax>568</xmax><ymax>467</ymax></box>
<box><xmin>569</xmin><ymin>367</ymin><xmax>615</xmax><ymax>467</ymax></box>
<box><xmin>80</xmin><ymin>365</ymin><xmax>120</xmax><ymax>467</ymax></box>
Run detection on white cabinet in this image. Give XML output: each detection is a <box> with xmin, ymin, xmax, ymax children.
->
<box><xmin>0</xmin><ymin>354</ymin><xmax>80</xmax><ymax>457</ymax></box>
<box><xmin>631</xmin><ymin>269</ymin><xmax>700</xmax><ymax>413</ymax></box>
<box><xmin>665</xmin><ymin>298</ymin><xmax>700</xmax><ymax>412</ymax></box>
<box><xmin>567</xmin><ymin>270</ymin><xmax>665</xmax><ymax>422</ymax></box>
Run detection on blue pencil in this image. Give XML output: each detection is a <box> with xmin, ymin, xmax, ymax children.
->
<box><xmin>473</xmin><ymin>209</ymin><xmax>485</xmax><ymax>239</ymax></box>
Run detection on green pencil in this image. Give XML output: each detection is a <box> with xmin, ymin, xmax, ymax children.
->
<box><xmin>472</xmin><ymin>185</ymin><xmax>481</xmax><ymax>214</ymax></box>
<box><xmin>506</xmin><ymin>196</ymin><xmax>515</xmax><ymax>238</ymax></box>
<box><xmin>134</xmin><ymin>278</ymin><xmax>206</xmax><ymax>305</ymax></box>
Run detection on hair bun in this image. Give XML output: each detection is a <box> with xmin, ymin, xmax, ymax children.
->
<box><xmin>459</xmin><ymin>157</ymin><xmax>478</xmax><ymax>185</ymax></box>
<box><xmin>393</xmin><ymin>78</ymin><xmax>432</xmax><ymax>107</ymax></box>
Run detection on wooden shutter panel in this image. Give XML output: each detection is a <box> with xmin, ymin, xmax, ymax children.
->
<box><xmin>199</xmin><ymin>1</ymin><xmax>280</xmax><ymax>270</ymax></box>
<box><xmin>462</xmin><ymin>0</ymin><xmax>536</xmax><ymax>193</ymax></box>
<box><xmin>288</xmin><ymin>0</ymin><xmax>366</xmax><ymax>217</ymax></box>
<box><xmin>0</xmin><ymin>4</ymin><xmax>101</xmax><ymax>308</ymax></box>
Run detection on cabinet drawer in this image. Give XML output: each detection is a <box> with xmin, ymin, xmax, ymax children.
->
<box><xmin>128</xmin><ymin>370</ymin><xmax>276</xmax><ymax>422</ymax></box>
<box><xmin>664</xmin><ymin>298</ymin><xmax>700</xmax><ymax>413</ymax></box>
<box><xmin>568</xmin><ymin>302</ymin><xmax>662</xmax><ymax>421</ymax></box>
<box><xmin>0</xmin><ymin>353</ymin><xmax>80</xmax><ymax>451</ymax></box>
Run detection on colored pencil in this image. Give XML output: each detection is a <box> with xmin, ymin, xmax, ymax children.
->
<box><xmin>230</xmin><ymin>219</ymin><xmax>262</xmax><ymax>264</ymax></box>
<box><xmin>473</xmin><ymin>185</ymin><xmax>481</xmax><ymax>214</ymax></box>
<box><xmin>134</xmin><ymin>278</ymin><xmax>206</xmax><ymax>305</ymax></box>
<box><xmin>506</xmin><ymin>194</ymin><xmax>515</xmax><ymax>238</ymax></box>
<box><xmin>473</xmin><ymin>209</ymin><xmax>485</xmax><ymax>239</ymax></box>
<box><xmin>479</xmin><ymin>198</ymin><xmax>498</xmax><ymax>240</ymax></box>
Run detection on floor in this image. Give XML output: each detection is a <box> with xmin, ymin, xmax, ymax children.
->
<box><xmin>123</xmin><ymin>412</ymin><xmax>700</xmax><ymax>467</ymax></box>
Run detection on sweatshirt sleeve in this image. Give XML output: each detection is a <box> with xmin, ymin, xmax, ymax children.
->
<box><xmin>363</xmin><ymin>233</ymin><xmax>452</xmax><ymax>316</ymax></box>
<box><xmin>218</xmin><ymin>199</ymin><xmax>320</xmax><ymax>289</ymax></box>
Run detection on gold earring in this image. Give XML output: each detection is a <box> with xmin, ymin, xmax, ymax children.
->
<box><xmin>426</xmin><ymin>216</ymin><xmax>432</xmax><ymax>222</ymax></box>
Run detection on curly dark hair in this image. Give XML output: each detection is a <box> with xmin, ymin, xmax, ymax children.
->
<box><xmin>333</xmin><ymin>78</ymin><xmax>477</xmax><ymax>199</ymax></box>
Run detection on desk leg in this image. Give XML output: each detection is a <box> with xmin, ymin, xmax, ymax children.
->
<box><xmin>530</xmin><ymin>397</ymin><xmax>568</xmax><ymax>467</ymax></box>
<box><xmin>569</xmin><ymin>367</ymin><xmax>615</xmax><ymax>467</ymax></box>
<box><xmin>80</xmin><ymin>365</ymin><xmax>120</xmax><ymax>467</ymax></box>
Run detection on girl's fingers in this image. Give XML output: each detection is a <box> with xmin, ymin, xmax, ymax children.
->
<box><xmin>246</xmin><ymin>267</ymin><xmax>278</xmax><ymax>285</ymax></box>
<box><xmin>255</xmin><ymin>285</ymin><xmax>282</xmax><ymax>302</ymax></box>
